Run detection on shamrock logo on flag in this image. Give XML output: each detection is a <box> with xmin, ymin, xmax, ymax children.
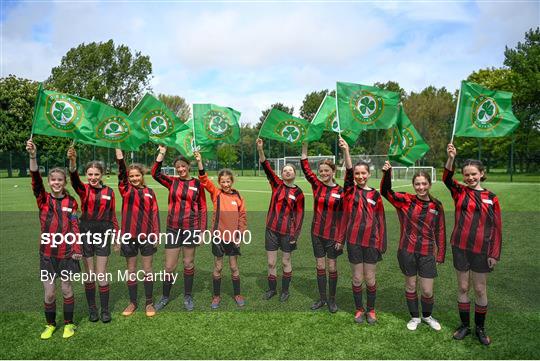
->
<box><xmin>477</xmin><ymin>100</ymin><xmax>495</xmax><ymax>124</ymax></box>
<box><xmin>209</xmin><ymin>115</ymin><xmax>229</xmax><ymax>134</ymax></box>
<box><xmin>150</xmin><ymin>116</ymin><xmax>167</xmax><ymax>134</ymax></box>
<box><xmin>358</xmin><ymin>96</ymin><xmax>376</xmax><ymax>117</ymax></box>
<box><xmin>282</xmin><ymin>125</ymin><xmax>300</xmax><ymax>142</ymax></box>
<box><xmin>52</xmin><ymin>101</ymin><xmax>74</xmax><ymax>124</ymax></box>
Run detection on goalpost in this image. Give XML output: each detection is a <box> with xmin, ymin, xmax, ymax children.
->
<box><xmin>260</xmin><ymin>156</ymin><xmax>336</xmax><ymax>177</ymax></box>
<box><xmin>391</xmin><ymin>166</ymin><xmax>437</xmax><ymax>183</ymax></box>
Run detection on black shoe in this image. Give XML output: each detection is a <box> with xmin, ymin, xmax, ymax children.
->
<box><xmin>88</xmin><ymin>307</ymin><xmax>99</xmax><ymax>322</ymax></box>
<box><xmin>327</xmin><ymin>299</ymin><xmax>338</xmax><ymax>313</ymax></box>
<box><xmin>453</xmin><ymin>324</ymin><xmax>471</xmax><ymax>340</ymax></box>
<box><xmin>279</xmin><ymin>291</ymin><xmax>289</xmax><ymax>302</ymax></box>
<box><xmin>475</xmin><ymin>326</ymin><xmax>491</xmax><ymax>346</ymax></box>
<box><xmin>101</xmin><ymin>309</ymin><xmax>112</xmax><ymax>323</ymax></box>
<box><xmin>311</xmin><ymin>299</ymin><xmax>327</xmax><ymax>310</ymax></box>
<box><xmin>262</xmin><ymin>290</ymin><xmax>277</xmax><ymax>300</ymax></box>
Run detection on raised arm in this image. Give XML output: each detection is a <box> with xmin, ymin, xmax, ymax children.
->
<box><xmin>116</xmin><ymin>148</ymin><xmax>129</xmax><ymax>194</ymax></box>
<box><xmin>256</xmin><ymin>138</ymin><xmax>266</xmax><ymax>163</ymax></box>
<box><xmin>443</xmin><ymin>144</ymin><xmax>461</xmax><ymax>198</ymax></box>
<box><xmin>340</xmin><ymin>137</ymin><xmax>352</xmax><ymax>170</ymax></box>
<box><xmin>67</xmin><ymin>146</ymin><xmax>86</xmax><ymax>198</ymax></box>
<box><xmin>300</xmin><ymin>142</ymin><xmax>319</xmax><ymax>188</ymax></box>
<box><xmin>151</xmin><ymin>145</ymin><xmax>173</xmax><ymax>188</ymax></box>
<box><xmin>27</xmin><ymin>140</ymin><xmax>46</xmax><ymax>203</ymax></box>
<box><xmin>380</xmin><ymin>161</ymin><xmax>408</xmax><ymax>208</ymax></box>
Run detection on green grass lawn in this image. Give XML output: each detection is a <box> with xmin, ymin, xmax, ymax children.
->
<box><xmin>0</xmin><ymin>175</ymin><xmax>539</xmax><ymax>359</ymax></box>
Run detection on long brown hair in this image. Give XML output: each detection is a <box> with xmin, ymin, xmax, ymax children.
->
<box><xmin>49</xmin><ymin>167</ymin><xmax>70</xmax><ymax>196</ymax></box>
<box><xmin>412</xmin><ymin>171</ymin><xmax>438</xmax><ymax>203</ymax></box>
<box><xmin>128</xmin><ymin>163</ymin><xmax>146</xmax><ymax>187</ymax></box>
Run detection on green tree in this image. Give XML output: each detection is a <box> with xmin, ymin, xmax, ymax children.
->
<box><xmin>47</xmin><ymin>40</ymin><xmax>152</xmax><ymax>113</ymax></box>
<box><xmin>217</xmin><ymin>144</ymin><xmax>238</xmax><ymax>168</ymax></box>
<box><xmin>299</xmin><ymin>89</ymin><xmax>335</xmax><ymax>121</ymax></box>
<box><xmin>158</xmin><ymin>94</ymin><xmax>191</xmax><ymax>121</ymax></box>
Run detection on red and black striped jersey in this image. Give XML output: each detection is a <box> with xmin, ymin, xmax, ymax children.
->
<box><xmin>342</xmin><ymin>168</ymin><xmax>387</xmax><ymax>252</ymax></box>
<box><xmin>31</xmin><ymin>171</ymin><xmax>81</xmax><ymax>259</ymax></box>
<box><xmin>117</xmin><ymin>158</ymin><xmax>160</xmax><ymax>239</ymax></box>
<box><xmin>300</xmin><ymin>158</ymin><xmax>344</xmax><ymax>241</ymax></box>
<box><xmin>151</xmin><ymin>161</ymin><xmax>207</xmax><ymax>231</ymax></box>
<box><xmin>261</xmin><ymin>160</ymin><xmax>305</xmax><ymax>241</ymax></box>
<box><xmin>443</xmin><ymin>167</ymin><xmax>502</xmax><ymax>260</ymax></box>
<box><xmin>381</xmin><ymin>170</ymin><xmax>446</xmax><ymax>262</ymax></box>
<box><xmin>70</xmin><ymin>170</ymin><xmax>119</xmax><ymax>229</ymax></box>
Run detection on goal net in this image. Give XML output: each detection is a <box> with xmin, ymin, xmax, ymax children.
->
<box><xmin>391</xmin><ymin>166</ymin><xmax>437</xmax><ymax>183</ymax></box>
<box><xmin>261</xmin><ymin>156</ymin><xmax>336</xmax><ymax>177</ymax></box>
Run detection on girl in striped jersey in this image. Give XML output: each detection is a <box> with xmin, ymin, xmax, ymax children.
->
<box><xmin>340</xmin><ymin>138</ymin><xmax>387</xmax><ymax>324</ymax></box>
<box><xmin>445</xmin><ymin>144</ymin><xmax>502</xmax><ymax>346</ymax></box>
<box><xmin>67</xmin><ymin>146</ymin><xmax>118</xmax><ymax>323</ymax></box>
<box><xmin>381</xmin><ymin>161</ymin><xmax>446</xmax><ymax>332</ymax></box>
<box><xmin>195</xmin><ymin>152</ymin><xmax>247</xmax><ymax>309</ymax></box>
<box><xmin>27</xmin><ymin>140</ymin><xmax>82</xmax><ymax>340</ymax></box>
<box><xmin>115</xmin><ymin>149</ymin><xmax>160</xmax><ymax>317</ymax></box>
<box><xmin>301</xmin><ymin>142</ymin><xmax>344</xmax><ymax>313</ymax></box>
<box><xmin>257</xmin><ymin>138</ymin><xmax>305</xmax><ymax>302</ymax></box>
<box><xmin>152</xmin><ymin>145</ymin><xmax>207</xmax><ymax>311</ymax></box>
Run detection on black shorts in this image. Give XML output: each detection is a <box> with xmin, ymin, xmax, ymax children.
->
<box><xmin>397</xmin><ymin>249</ymin><xmax>437</xmax><ymax>278</ymax></box>
<box><xmin>120</xmin><ymin>238</ymin><xmax>158</xmax><ymax>257</ymax></box>
<box><xmin>452</xmin><ymin>246</ymin><xmax>492</xmax><ymax>273</ymax></box>
<box><xmin>165</xmin><ymin>228</ymin><xmax>200</xmax><ymax>249</ymax></box>
<box><xmin>212</xmin><ymin>241</ymin><xmax>241</xmax><ymax>257</ymax></box>
<box><xmin>79</xmin><ymin>220</ymin><xmax>113</xmax><ymax>257</ymax></box>
<box><xmin>312</xmin><ymin>235</ymin><xmax>343</xmax><ymax>259</ymax></box>
<box><xmin>40</xmin><ymin>254</ymin><xmax>81</xmax><ymax>280</ymax></box>
<box><xmin>265</xmin><ymin>228</ymin><xmax>297</xmax><ymax>253</ymax></box>
<box><xmin>347</xmin><ymin>243</ymin><xmax>382</xmax><ymax>264</ymax></box>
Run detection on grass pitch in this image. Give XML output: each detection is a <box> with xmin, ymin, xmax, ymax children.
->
<box><xmin>0</xmin><ymin>174</ymin><xmax>539</xmax><ymax>359</ymax></box>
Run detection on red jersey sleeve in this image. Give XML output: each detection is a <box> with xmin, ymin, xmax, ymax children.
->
<box><xmin>434</xmin><ymin>201</ymin><xmax>447</xmax><ymax>263</ymax></box>
<box><xmin>443</xmin><ymin>167</ymin><xmax>463</xmax><ymax>200</ymax></box>
<box><xmin>151</xmin><ymin>161</ymin><xmax>173</xmax><ymax>189</ymax></box>
<box><xmin>376</xmin><ymin>196</ymin><xmax>387</xmax><ymax>253</ymax></box>
<box><xmin>380</xmin><ymin>169</ymin><xmax>409</xmax><ymax>208</ymax></box>
<box><xmin>300</xmin><ymin>158</ymin><xmax>321</xmax><ymax>190</ymax></box>
<box><xmin>117</xmin><ymin>158</ymin><xmax>129</xmax><ymax>196</ymax></box>
<box><xmin>110</xmin><ymin>190</ymin><xmax>119</xmax><ymax>231</ymax></box>
<box><xmin>292</xmin><ymin>191</ymin><xmax>305</xmax><ymax>241</ymax></box>
<box><xmin>31</xmin><ymin>170</ymin><xmax>47</xmax><ymax>207</ymax></box>
<box><xmin>343</xmin><ymin>167</ymin><xmax>354</xmax><ymax>192</ymax></box>
<box><xmin>70</xmin><ymin>201</ymin><xmax>82</xmax><ymax>255</ymax></box>
<box><xmin>261</xmin><ymin>160</ymin><xmax>283</xmax><ymax>189</ymax></box>
<box><xmin>151</xmin><ymin>190</ymin><xmax>161</xmax><ymax>235</ymax></box>
<box><xmin>69</xmin><ymin>169</ymin><xmax>87</xmax><ymax>200</ymax></box>
<box><xmin>489</xmin><ymin>196</ymin><xmax>503</xmax><ymax>260</ymax></box>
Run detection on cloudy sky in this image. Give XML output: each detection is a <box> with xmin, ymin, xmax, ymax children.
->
<box><xmin>1</xmin><ymin>1</ymin><xmax>538</xmax><ymax>124</ymax></box>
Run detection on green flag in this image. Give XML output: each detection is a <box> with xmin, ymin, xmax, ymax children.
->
<box><xmin>306</xmin><ymin>95</ymin><xmax>340</xmax><ymax>141</ymax></box>
<box><xmin>336</xmin><ymin>81</ymin><xmax>400</xmax><ymax>134</ymax></box>
<box><xmin>127</xmin><ymin>93</ymin><xmax>189</xmax><ymax>147</ymax></box>
<box><xmin>259</xmin><ymin>108</ymin><xmax>309</xmax><ymax>145</ymax></box>
<box><xmin>453</xmin><ymin>81</ymin><xmax>520</xmax><ymax>138</ymax></box>
<box><xmin>388</xmin><ymin>106</ymin><xmax>430</xmax><ymax>167</ymax></box>
<box><xmin>32</xmin><ymin>86</ymin><xmax>148</xmax><ymax>150</ymax></box>
<box><xmin>174</xmin><ymin>119</ymin><xmax>217</xmax><ymax>160</ymax></box>
<box><xmin>192</xmin><ymin>104</ymin><xmax>241</xmax><ymax>146</ymax></box>
<box><xmin>32</xmin><ymin>85</ymin><xmax>97</xmax><ymax>144</ymax></box>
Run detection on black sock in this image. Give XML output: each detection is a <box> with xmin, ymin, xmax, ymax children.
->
<box><xmin>44</xmin><ymin>301</ymin><xmax>56</xmax><ymax>326</ymax></box>
<box><xmin>316</xmin><ymin>268</ymin><xmax>327</xmax><ymax>301</ymax></box>
<box><xmin>475</xmin><ymin>303</ymin><xmax>488</xmax><ymax>328</ymax></box>
<box><xmin>352</xmin><ymin>284</ymin><xmax>363</xmax><ymax>310</ymax></box>
<box><xmin>99</xmin><ymin>284</ymin><xmax>110</xmax><ymax>311</ymax></box>
<box><xmin>127</xmin><ymin>279</ymin><xmax>138</xmax><ymax>305</ymax></box>
<box><xmin>281</xmin><ymin>271</ymin><xmax>292</xmax><ymax>292</ymax></box>
<box><xmin>366</xmin><ymin>283</ymin><xmax>377</xmax><ymax>311</ymax></box>
<box><xmin>184</xmin><ymin>267</ymin><xmax>194</xmax><ymax>296</ymax></box>
<box><xmin>213</xmin><ymin>276</ymin><xmax>221</xmax><ymax>296</ymax></box>
<box><xmin>162</xmin><ymin>273</ymin><xmax>174</xmax><ymax>298</ymax></box>
<box><xmin>328</xmin><ymin>271</ymin><xmax>338</xmax><ymax>299</ymax></box>
<box><xmin>232</xmin><ymin>275</ymin><xmax>241</xmax><ymax>296</ymax></box>
<box><xmin>63</xmin><ymin>296</ymin><xmax>74</xmax><ymax>324</ymax></box>
<box><xmin>406</xmin><ymin>291</ymin><xmax>419</xmax><ymax>318</ymax></box>
<box><xmin>144</xmin><ymin>276</ymin><xmax>153</xmax><ymax>306</ymax></box>
<box><xmin>84</xmin><ymin>282</ymin><xmax>96</xmax><ymax>309</ymax></box>
<box><xmin>421</xmin><ymin>295</ymin><xmax>434</xmax><ymax>317</ymax></box>
<box><xmin>458</xmin><ymin>301</ymin><xmax>471</xmax><ymax>327</ymax></box>
<box><xmin>268</xmin><ymin>274</ymin><xmax>277</xmax><ymax>292</ymax></box>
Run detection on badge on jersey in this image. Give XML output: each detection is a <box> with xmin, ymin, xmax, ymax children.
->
<box><xmin>482</xmin><ymin>199</ymin><xmax>493</xmax><ymax>205</ymax></box>
<box><xmin>62</xmin><ymin>207</ymin><xmax>73</xmax><ymax>212</ymax></box>
<box><xmin>331</xmin><ymin>193</ymin><xmax>341</xmax><ymax>199</ymax></box>
<box><xmin>189</xmin><ymin>186</ymin><xmax>198</xmax><ymax>192</ymax></box>
<box><xmin>288</xmin><ymin>194</ymin><xmax>296</xmax><ymax>200</ymax></box>
<box><xmin>101</xmin><ymin>195</ymin><xmax>111</xmax><ymax>200</ymax></box>
<box><xmin>367</xmin><ymin>198</ymin><xmax>376</xmax><ymax>205</ymax></box>
<box><xmin>429</xmin><ymin>209</ymin><xmax>439</xmax><ymax>215</ymax></box>
<box><xmin>231</xmin><ymin>201</ymin><xmax>237</xmax><ymax>206</ymax></box>
<box><xmin>144</xmin><ymin>193</ymin><xmax>153</xmax><ymax>198</ymax></box>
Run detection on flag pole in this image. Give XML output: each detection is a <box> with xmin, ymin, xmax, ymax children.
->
<box><xmin>450</xmin><ymin>81</ymin><xmax>463</xmax><ymax>144</ymax></box>
<box><xmin>334</xmin><ymin>88</ymin><xmax>342</xmax><ymax>136</ymax></box>
<box><xmin>30</xmin><ymin>83</ymin><xmax>44</xmax><ymax>140</ymax></box>
<box><xmin>258</xmin><ymin>108</ymin><xmax>272</xmax><ymax>139</ymax></box>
